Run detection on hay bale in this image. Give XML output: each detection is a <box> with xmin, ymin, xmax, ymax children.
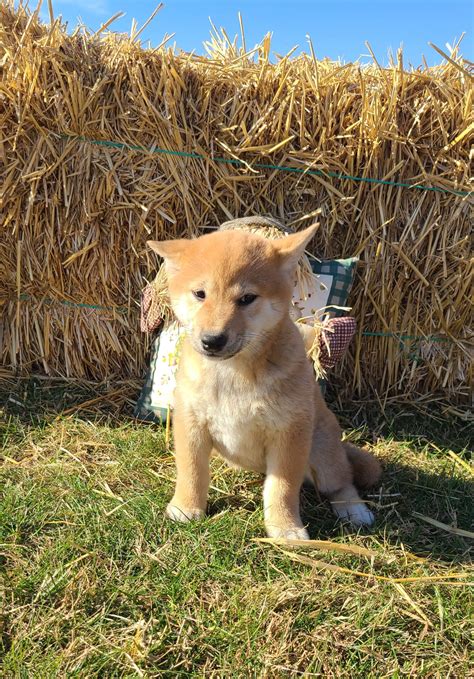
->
<box><xmin>0</xmin><ymin>1</ymin><xmax>472</xmax><ymax>404</ymax></box>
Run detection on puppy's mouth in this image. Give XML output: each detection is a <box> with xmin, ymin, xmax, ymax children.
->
<box><xmin>199</xmin><ymin>348</ymin><xmax>241</xmax><ymax>360</ymax></box>
<box><xmin>192</xmin><ymin>340</ymin><xmax>244</xmax><ymax>360</ymax></box>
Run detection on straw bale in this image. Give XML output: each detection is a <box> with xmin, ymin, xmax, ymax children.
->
<box><xmin>0</xmin><ymin>2</ymin><xmax>472</xmax><ymax>403</ymax></box>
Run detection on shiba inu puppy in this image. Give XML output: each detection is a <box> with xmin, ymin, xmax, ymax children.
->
<box><xmin>147</xmin><ymin>224</ymin><xmax>381</xmax><ymax>539</ymax></box>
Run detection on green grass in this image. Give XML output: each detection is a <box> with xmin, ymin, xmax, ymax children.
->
<box><xmin>1</xmin><ymin>381</ymin><xmax>473</xmax><ymax>677</ymax></box>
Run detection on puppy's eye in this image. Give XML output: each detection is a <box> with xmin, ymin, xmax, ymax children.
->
<box><xmin>237</xmin><ymin>294</ymin><xmax>257</xmax><ymax>306</ymax></box>
<box><xmin>193</xmin><ymin>290</ymin><xmax>206</xmax><ymax>300</ymax></box>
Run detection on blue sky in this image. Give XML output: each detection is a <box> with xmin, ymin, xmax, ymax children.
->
<box><xmin>41</xmin><ymin>0</ymin><xmax>473</xmax><ymax>66</ymax></box>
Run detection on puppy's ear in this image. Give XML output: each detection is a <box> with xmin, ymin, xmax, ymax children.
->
<box><xmin>147</xmin><ymin>239</ymin><xmax>189</xmax><ymax>275</ymax></box>
<box><xmin>273</xmin><ymin>223</ymin><xmax>319</xmax><ymax>274</ymax></box>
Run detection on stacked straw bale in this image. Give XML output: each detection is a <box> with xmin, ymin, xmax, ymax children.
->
<box><xmin>1</xmin><ymin>2</ymin><xmax>472</xmax><ymax>404</ymax></box>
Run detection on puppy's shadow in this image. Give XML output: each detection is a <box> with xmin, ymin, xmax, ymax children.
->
<box><xmin>209</xmin><ymin>442</ymin><xmax>474</xmax><ymax>564</ymax></box>
<box><xmin>300</xmin><ymin>457</ymin><xmax>473</xmax><ymax>565</ymax></box>
<box><xmin>206</xmin><ymin>457</ymin><xmax>473</xmax><ymax>565</ymax></box>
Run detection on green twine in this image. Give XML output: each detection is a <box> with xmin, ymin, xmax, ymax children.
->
<box><xmin>16</xmin><ymin>294</ymin><xmax>455</xmax><ymax>345</ymax></box>
<box><xmin>361</xmin><ymin>330</ymin><xmax>452</xmax><ymax>358</ymax></box>
<box><xmin>60</xmin><ymin>134</ymin><xmax>471</xmax><ymax>197</ymax></box>
<box><xmin>15</xmin><ymin>134</ymin><xmax>467</xmax><ymax>347</ymax></box>
<box><xmin>361</xmin><ymin>330</ymin><xmax>450</xmax><ymax>343</ymax></box>
<box><xmin>18</xmin><ymin>293</ymin><xmax>128</xmax><ymax>314</ymax></box>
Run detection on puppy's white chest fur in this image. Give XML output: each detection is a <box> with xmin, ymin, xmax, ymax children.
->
<box><xmin>195</xmin><ymin>363</ymin><xmax>284</xmax><ymax>473</ymax></box>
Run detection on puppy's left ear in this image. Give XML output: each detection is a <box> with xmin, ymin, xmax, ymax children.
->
<box><xmin>147</xmin><ymin>239</ymin><xmax>189</xmax><ymax>275</ymax></box>
<box><xmin>273</xmin><ymin>223</ymin><xmax>319</xmax><ymax>273</ymax></box>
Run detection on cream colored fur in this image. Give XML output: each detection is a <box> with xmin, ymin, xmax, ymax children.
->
<box><xmin>148</xmin><ymin>226</ymin><xmax>381</xmax><ymax>538</ymax></box>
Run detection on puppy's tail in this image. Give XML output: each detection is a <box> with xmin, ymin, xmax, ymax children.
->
<box><xmin>343</xmin><ymin>442</ymin><xmax>382</xmax><ymax>489</ymax></box>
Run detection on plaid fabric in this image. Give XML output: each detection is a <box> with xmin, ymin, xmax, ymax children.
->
<box><xmin>308</xmin><ymin>257</ymin><xmax>358</xmax><ymax>318</ymax></box>
<box><xmin>135</xmin><ymin>335</ymin><xmax>167</xmax><ymax>421</ymax></box>
<box><xmin>140</xmin><ymin>283</ymin><xmax>162</xmax><ymax>333</ymax></box>
<box><xmin>135</xmin><ymin>256</ymin><xmax>358</xmax><ymax>422</ymax></box>
<box><xmin>319</xmin><ymin>317</ymin><xmax>357</xmax><ymax>370</ymax></box>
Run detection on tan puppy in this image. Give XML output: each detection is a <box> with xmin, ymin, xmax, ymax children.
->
<box><xmin>148</xmin><ymin>225</ymin><xmax>381</xmax><ymax>539</ymax></box>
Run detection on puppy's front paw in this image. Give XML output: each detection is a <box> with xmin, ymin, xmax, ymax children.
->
<box><xmin>332</xmin><ymin>502</ymin><xmax>374</xmax><ymax>527</ymax></box>
<box><xmin>265</xmin><ymin>525</ymin><xmax>310</xmax><ymax>540</ymax></box>
<box><xmin>166</xmin><ymin>503</ymin><xmax>206</xmax><ymax>523</ymax></box>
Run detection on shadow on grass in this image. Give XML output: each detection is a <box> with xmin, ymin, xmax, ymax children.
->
<box><xmin>3</xmin><ymin>376</ymin><xmax>472</xmax><ymax>448</ymax></box>
<box><xmin>0</xmin><ymin>376</ymin><xmax>141</xmax><ymax>427</ymax></box>
<box><xmin>206</xmin><ymin>453</ymin><xmax>473</xmax><ymax>565</ymax></box>
<box><xmin>2</xmin><ymin>377</ymin><xmax>473</xmax><ymax>565</ymax></box>
<box><xmin>299</xmin><ymin>463</ymin><xmax>473</xmax><ymax>565</ymax></box>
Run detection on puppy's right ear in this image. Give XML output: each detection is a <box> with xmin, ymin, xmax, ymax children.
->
<box><xmin>147</xmin><ymin>239</ymin><xmax>189</xmax><ymax>275</ymax></box>
<box><xmin>272</xmin><ymin>222</ymin><xmax>319</xmax><ymax>275</ymax></box>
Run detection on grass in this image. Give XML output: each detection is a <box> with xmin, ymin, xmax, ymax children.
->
<box><xmin>1</xmin><ymin>379</ymin><xmax>473</xmax><ymax>677</ymax></box>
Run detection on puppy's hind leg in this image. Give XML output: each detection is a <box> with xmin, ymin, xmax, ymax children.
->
<box><xmin>308</xmin><ymin>407</ymin><xmax>375</xmax><ymax>527</ymax></box>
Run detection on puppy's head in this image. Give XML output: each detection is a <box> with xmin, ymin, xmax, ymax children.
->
<box><xmin>147</xmin><ymin>224</ymin><xmax>317</xmax><ymax>360</ymax></box>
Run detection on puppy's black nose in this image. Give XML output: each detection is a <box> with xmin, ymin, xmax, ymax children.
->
<box><xmin>201</xmin><ymin>333</ymin><xmax>228</xmax><ymax>352</ymax></box>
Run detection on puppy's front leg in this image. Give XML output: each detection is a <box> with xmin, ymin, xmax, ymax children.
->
<box><xmin>264</xmin><ymin>423</ymin><xmax>311</xmax><ymax>540</ymax></box>
<box><xmin>166</xmin><ymin>407</ymin><xmax>212</xmax><ymax>523</ymax></box>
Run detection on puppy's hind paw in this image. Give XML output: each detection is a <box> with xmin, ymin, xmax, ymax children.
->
<box><xmin>332</xmin><ymin>502</ymin><xmax>375</xmax><ymax>527</ymax></box>
<box><xmin>166</xmin><ymin>503</ymin><xmax>206</xmax><ymax>523</ymax></box>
